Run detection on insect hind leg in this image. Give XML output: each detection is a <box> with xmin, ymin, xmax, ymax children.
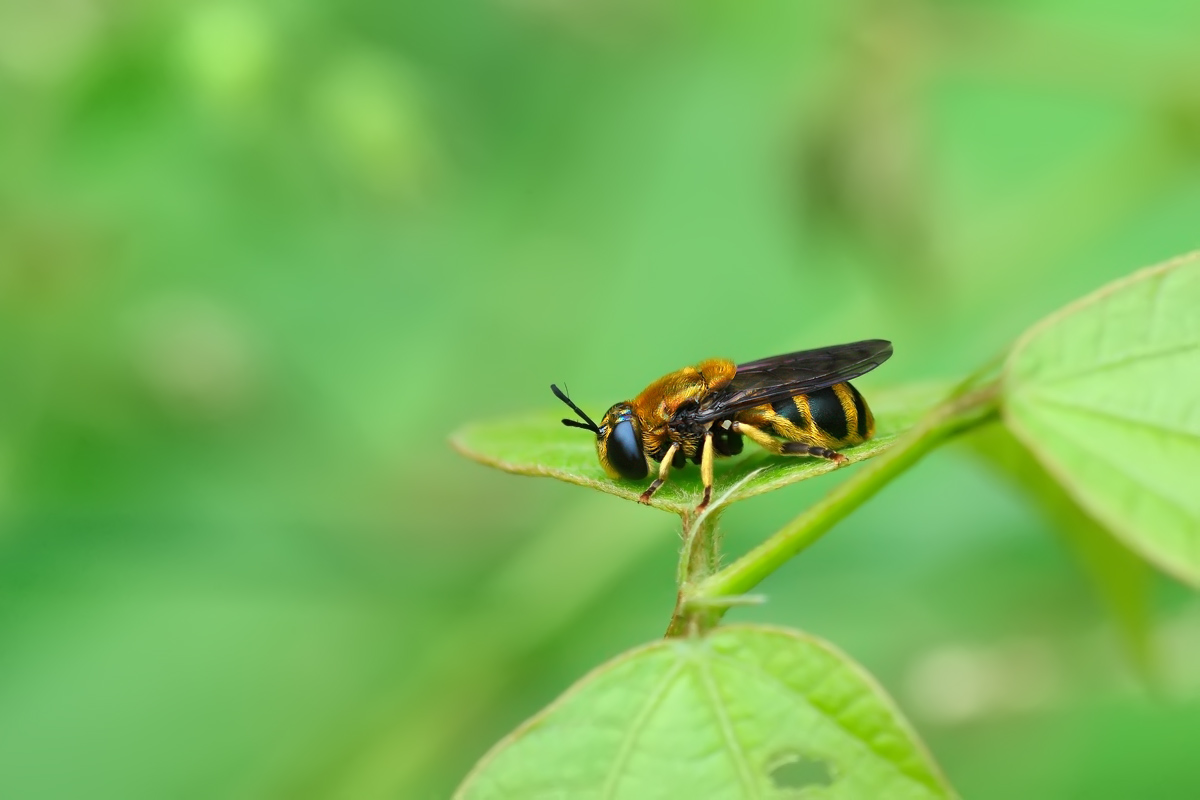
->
<box><xmin>781</xmin><ymin>441</ymin><xmax>848</xmax><ymax>465</ymax></box>
<box><xmin>732</xmin><ymin>421</ymin><xmax>848</xmax><ymax>465</ymax></box>
<box><xmin>730</xmin><ymin>420</ymin><xmax>785</xmax><ymax>454</ymax></box>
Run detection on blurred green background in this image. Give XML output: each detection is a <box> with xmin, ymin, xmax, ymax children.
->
<box><xmin>2</xmin><ymin>1</ymin><xmax>1199</xmax><ymax>798</ymax></box>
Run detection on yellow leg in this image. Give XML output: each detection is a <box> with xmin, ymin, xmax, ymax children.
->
<box><xmin>731</xmin><ymin>421</ymin><xmax>784</xmax><ymax>454</ymax></box>
<box><xmin>639</xmin><ymin>443</ymin><xmax>678</xmax><ymax>504</ymax></box>
<box><xmin>732</xmin><ymin>421</ymin><xmax>847</xmax><ymax>464</ymax></box>
<box><xmin>695</xmin><ymin>431</ymin><xmax>715</xmax><ymax>512</ymax></box>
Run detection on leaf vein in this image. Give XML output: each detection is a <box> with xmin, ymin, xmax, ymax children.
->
<box><xmin>697</xmin><ymin>657</ymin><xmax>761</xmax><ymax>799</ymax></box>
<box><xmin>601</xmin><ymin>661</ymin><xmax>687</xmax><ymax>800</ymax></box>
<box><xmin>709</xmin><ymin>653</ymin><xmax>940</xmax><ymax>794</ymax></box>
<box><xmin>1019</xmin><ymin>392</ymin><xmax>1200</xmax><ymax>444</ymax></box>
<box><xmin>1021</xmin><ymin>418</ymin><xmax>1200</xmax><ymax>545</ymax></box>
<box><xmin>1019</xmin><ymin>340</ymin><xmax>1200</xmax><ymax>388</ymax></box>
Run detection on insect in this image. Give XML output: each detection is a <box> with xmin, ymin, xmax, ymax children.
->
<box><xmin>551</xmin><ymin>339</ymin><xmax>892</xmax><ymax>511</ymax></box>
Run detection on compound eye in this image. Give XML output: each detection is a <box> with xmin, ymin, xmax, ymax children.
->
<box><xmin>607</xmin><ymin>419</ymin><xmax>647</xmax><ymax>479</ymax></box>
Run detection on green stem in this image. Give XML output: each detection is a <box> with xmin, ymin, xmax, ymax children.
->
<box><xmin>665</xmin><ymin>510</ymin><xmax>724</xmax><ymax>637</ymax></box>
<box><xmin>686</xmin><ymin>382</ymin><xmax>1002</xmax><ymax>617</ymax></box>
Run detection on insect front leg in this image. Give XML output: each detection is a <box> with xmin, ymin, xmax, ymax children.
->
<box><xmin>638</xmin><ymin>442</ymin><xmax>679</xmax><ymax>504</ymax></box>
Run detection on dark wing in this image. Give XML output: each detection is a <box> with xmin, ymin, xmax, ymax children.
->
<box><xmin>693</xmin><ymin>339</ymin><xmax>893</xmax><ymax>422</ymax></box>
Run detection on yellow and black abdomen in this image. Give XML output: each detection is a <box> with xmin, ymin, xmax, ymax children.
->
<box><xmin>748</xmin><ymin>382</ymin><xmax>875</xmax><ymax>449</ymax></box>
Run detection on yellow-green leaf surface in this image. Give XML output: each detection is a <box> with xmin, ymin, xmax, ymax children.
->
<box><xmin>451</xmin><ymin>384</ymin><xmax>943</xmax><ymax>514</ymax></box>
<box><xmin>456</xmin><ymin>625</ymin><xmax>954</xmax><ymax>800</ymax></box>
<box><xmin>1004</xmin><ymin>251</ymin><xmax>1200</xmax><ymax>585</ymax></box>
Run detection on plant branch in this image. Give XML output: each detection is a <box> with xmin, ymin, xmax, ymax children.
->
<box><xmin>664</xmin><ymin>469</ymin><xmax>768</xmax><ymax>637</ymax></box>
<box><xmin>664</xmin><ymin>511</ymin><xmax>721</xmax><ymax>637</ymax></box>
<box><xmin>683</xmin><ymin>382</ymin><xmax>1002</xmax><ymax>620</ymax></box>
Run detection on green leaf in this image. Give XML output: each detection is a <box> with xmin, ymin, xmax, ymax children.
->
<box><xmin>1003</xmin><ymin>251</ymin><xmax>1200</xmax><ymax>585</ymax></box>
<box><xmin>451</xmin><ymin>383</ymin><xmax>945</xmax><ymax>515</ymax></box>
<box><xmin>455</xmin><ymin>625</ymin><xmax>954</xmax><ymax>800</ymax></box>
<box><xmin>970</xmin><ymin>424</ymin><xmax>1155</xmax><ymax>678</ymax></box>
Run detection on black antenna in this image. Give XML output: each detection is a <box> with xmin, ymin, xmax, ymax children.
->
<box><xmin>551</xmin><ymin>384</ymin><xmax>600</xmax><ymax>433</ymax></box>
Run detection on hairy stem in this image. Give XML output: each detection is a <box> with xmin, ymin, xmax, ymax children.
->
<box><xmin>683</xmin><ymin>383</ymin><xmax>1001</xmax><ymax>620</ymax></box>
<box><xmin>665</xmin><ymin>510</ymin><xmax>723</xmax><ymax>637</ymax></box>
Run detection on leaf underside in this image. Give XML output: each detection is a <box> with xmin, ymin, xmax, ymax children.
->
<box><xmin>451</xmin><ymin>383</ymin><xmax>945</xmax><ymax>514</ymax></box>
<box><xmin>456</xmin><ymin>625</ymin><xmax>954</xmax><ymax>800</ymax></box>
<box><xmin>969</xmin><ymin>425</ymin><xmax>1155</xmax><ymax>676</ymax></box>
<box><xmin>1004</xmin><ymin>251</ymin><xmax>1200</xmax><ymax>586</ymax></box>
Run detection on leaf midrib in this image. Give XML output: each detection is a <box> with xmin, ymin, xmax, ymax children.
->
<box><xmin>696</xmin><ymin>657</ymin><xmax>761</xmax><ymax>800</ymax></box>
<box><xmin>601</xmin><ymin>660</ymin><xmax>686</xmax><ymax>800</ymax></box>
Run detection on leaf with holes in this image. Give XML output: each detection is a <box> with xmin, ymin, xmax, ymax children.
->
<box><xmin>451</xmin><ymin>383</ymin><xmax>944</xmax><ymax>515</ymax></box>
<box><xmin>455</xmin><ymin>625</ymin><xmax>954</xmax><ymax>799</ymax></box>
<box><xmin>1003</xmin><ymin>251</ymin><xmax>1200</xmax><ymax>586</ymax></box>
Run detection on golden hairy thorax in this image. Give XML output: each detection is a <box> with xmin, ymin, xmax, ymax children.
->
<box><xmin>630</xmin><ymin>359</ymin><xmax>737</xmax><ymax>456</ymax></box>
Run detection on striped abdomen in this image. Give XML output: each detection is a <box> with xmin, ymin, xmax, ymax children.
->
<box><xmin>741</xmin><ymin>382</ymin><xmax>874</xmax><ymax>450</ymax></box>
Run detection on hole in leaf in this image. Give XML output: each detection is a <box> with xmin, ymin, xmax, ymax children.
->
<box><xmin>768</xmin><ymin>754</ymin><xmax>834</xmax><ymax>791</ymax></box>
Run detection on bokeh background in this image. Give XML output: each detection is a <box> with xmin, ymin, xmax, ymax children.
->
<box><xmin>2</xmin><ymin>1</ymin><xmax>1199</xmax><ymax>798</ymax></box>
